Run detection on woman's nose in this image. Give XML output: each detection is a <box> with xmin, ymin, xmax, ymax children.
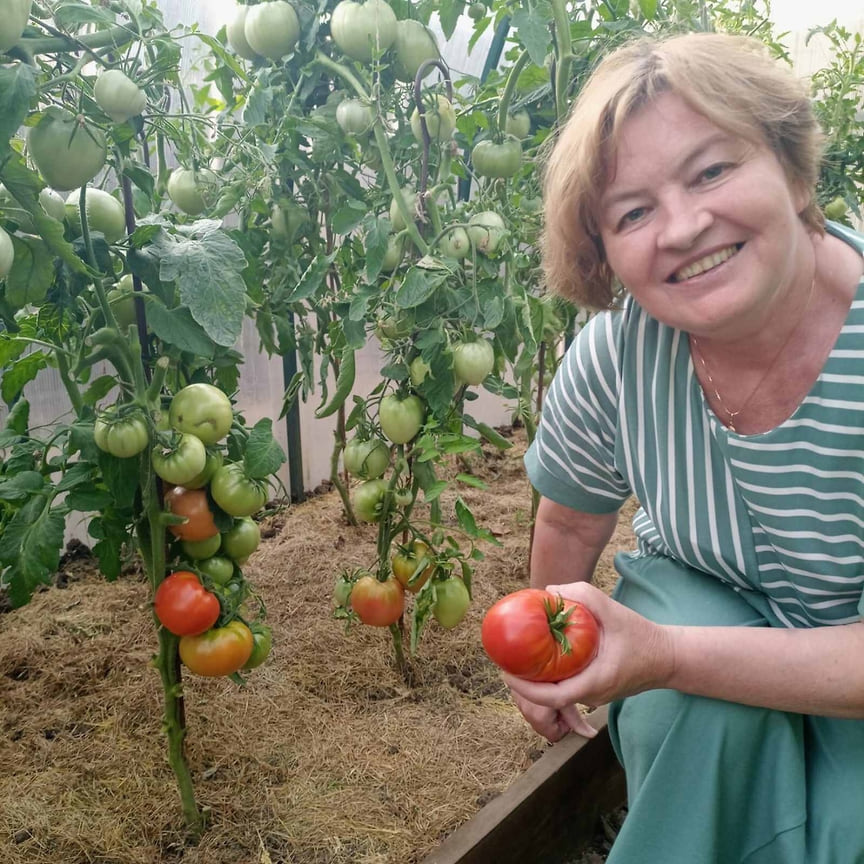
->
<box><xmin>656</xmin><ymin>193</ymin><xmax>713</xmax><ymax>250</ymax></box>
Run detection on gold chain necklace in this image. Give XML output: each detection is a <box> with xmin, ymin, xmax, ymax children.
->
<box><xmin>690</xmin><ymin>278</ymin><xmax>815</xmax><ymax>433</ymax></box>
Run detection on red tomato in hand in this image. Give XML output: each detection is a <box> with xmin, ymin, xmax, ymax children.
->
<box><xmin>350</xmin><ymin>575</ymin><xmax>404</xmax><ymax>627</ymax></box>
<box><xmin>481</xmin><ymin>588</ymin><xmax>599</xmax><ymax>682</ymax></box>
<box><xmin>154</xmin><ymin>571</ymin><xmax>220</xmax><ymax>636</ymax></box>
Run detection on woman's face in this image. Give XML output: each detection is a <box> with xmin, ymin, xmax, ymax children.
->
<box><xmin>597</xmin><ymin>91</ymin><xmax>810</xmax><ymax>340</ymax></box>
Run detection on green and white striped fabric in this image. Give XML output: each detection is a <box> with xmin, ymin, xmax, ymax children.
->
<box><xmin>525</xmin><ymin>223</ymin><xmax>864</xmax><ymax>628</ymax></box>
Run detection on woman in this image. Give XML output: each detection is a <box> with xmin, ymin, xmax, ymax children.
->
<box><xmin>511</xmin><ymin>32</ymin><xmax>864</xmax><ymax>863</ymax></box>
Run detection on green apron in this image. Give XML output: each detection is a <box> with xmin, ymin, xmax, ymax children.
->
<box><xmin>606</xmin><ymin>552</ymin><xmax>864</xmax><ymax>864</ymax></box>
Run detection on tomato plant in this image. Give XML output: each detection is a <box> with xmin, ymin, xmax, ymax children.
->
<box><xmin>343</xmin><ymin>436</ymin><xmax>390</xmax><ymax>479</ymax></box>
<box><xmin>165</xmin><ymin>487</ymin><xmax>220</xmax><ymax>542</ymax></box>
<box><xmin>379</xmin><ymin>394</ymin><xmax>424</xmax><ymax>444</ymax></box>
<box><xmin>392</xmin><ymin>540</ymin><xmax>433</xmax><ymax>593</ymax></box>
<box><xmin>93</xmin><ymin>411</ymin><xmax>149</xmax><ymax>458</ymax></box>
<box><xmin>351</xmin><ymin>574</ymin><xmax>404</xmax><ymax>626</ymax></box>
<box><xmin>481</xmin><ymin>589</ymin><xmax>600</xmax><ymax>682</ymax></box>
<box><xmin>179</xmin><ymin>620</ymin><xmax>255</xmax><ymax>677</ymax></box>
<box><xmin>168</xmin><ymin>383</ymin><xmax>233</xmax><ymax>445</ymax></box>
<box><xmin>154</xmin><ymin>571</ymin><xmax>220</xmax><ymax>636</ymax></box>
<box><xmin>210</xmin><ymin>462</ymin><xmax>267</xmax><ymax>517</ymax></box>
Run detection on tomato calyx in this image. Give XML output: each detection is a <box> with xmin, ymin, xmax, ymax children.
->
<box><xmin>544</xmin><ymin>595</ymin><xmax>580</xmax><ymax>656</ymax></box>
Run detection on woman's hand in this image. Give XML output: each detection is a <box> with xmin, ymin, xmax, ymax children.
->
<box><xmin>504</xmin><ymin>582</ymin><xmax>674</xmax><ymax>725</ymax></box>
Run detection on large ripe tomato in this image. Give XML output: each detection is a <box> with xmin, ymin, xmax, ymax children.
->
<box><xmin>330</xmin><ymin>0</ymin><xmax>397</xmax><ymax>63</ymax></box>
<box><xmin>352</xmin><ymin>478</ymin><xmax>388</xmax><ymax>523</ymax></box>
<box><xmin>226</xmin><ymin>4</ymin><xmax>259</xmax><ymax>59</ymax></box>
<box><xmin>221</xmin><ymin>516</ymin><xmax>261</xmax><ymax>562</ymax></box>
<box><xmin>244</xmin><ymin>0</ymin><xmax>300</xmax><ymax>60</ymax></box>
<box><xmin>391</xmin><ymin>540</ymin><xmax>433</xmax><ymax>593</ymax></box>
<box><xmin>379</xmin><ymin>394</ymin><xmax>425</xmax><ymax>445</ymax></box>
<box><xmin>410</xmin><ymin>95</ymin><xmax>456</xmax><ymax>143</ymax></box>
<box><xmin>393</xmin><ymin>18</ymin><xmax>438</xmax><ymax>82</ymax></box>
<box><xmin>467</xmin><ymin>211</ymin><xmax>506</xmax><ymax>255</ymax></box>
<box><xmin>351</xmin><ymin>575</ymin><xmax>404</xmax><ymax>626</ymax></box>
<box><xmin>93</xmin><ymin>412</ymin><xmax>149</xmax><ymax>458</ymax></box>
<box><xmin>343</xmin><ymin>436</ymin><xmax>390</xmax><ymax>479</ymax></box>
<box><xmin>152</xmin><ymin>432</ymin><xmax>207</xmax><ymax>486</ymax></box>
<box><xmin>165</xmin><ymin>486</ymin><xmax>220</xmax><ymax>542</ymax></box>
<box><xmin>93</xmin><ymin>69</ymin><xmax>147</xmax><ymax>123</ymax></box>
<box><xmin>27</xmin><ymin>108</ymin><xmax>107</xmax><ymax>192</ymax></box>
<box><xmin>433</xmin><ymin>577</ymin><xmax>471</xmax><ymax>629</ymax></box>
<box><xmin>166</xmin><ymin>168</ymin><xmax>219</xmax><ymax>216</ymax></box>
<box><xmin>64</xmin><ymin>187</ymin><xmax>127</xmax><ymax>243</ymax></box>
<box><xmin>179</xmin><ymin>620</ymin><xmax>254</xmax><ymax>677</ymax></box>
<box><xmin>471</xmin><ymin>138</ymin><xmax>522</xmax><ymax>179</ymax></box>
<box><xmin>0</xmin><ymin>0</ymin><xmax>31</xmax><ymax>52</ymax></box>
<box><xmin>168</xmin><ymin>382</ymin><xmax>233</xmax><ymax>445</ymax></box>
<box><xmin>336</xmin><ymin>99</ymin><xmax>375</xmax><ymax>135</ymax></box>
<box><xmin>452</xmin><ymin>340</ymin><xmax>495</xmax><ymax>387</ymax></box>
<box><xmin>0</xmin><ymin>226</ymin><xmax>13</xmax><ymax>278</ymax></box>
<box><xmin>210</xmin><ymin>462</ymin><xmax>267</xmax><ymax>517</ymax></box>
<box><xmin>154</xmin><ymin>570</ymin><xmax>220</xmax><ymax>636</ymax></box>
<box><xmin>481</xmin><ymin>588</ymin><xmax>599</xmax><ymax>682</ymax></box>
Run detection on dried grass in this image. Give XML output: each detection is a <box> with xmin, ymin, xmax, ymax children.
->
<box><xmin>0</xmin><ymin>428</ymin><xmax>636</xmax><ymax>864</ymax></box>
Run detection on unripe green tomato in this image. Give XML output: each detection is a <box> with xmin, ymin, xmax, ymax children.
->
<box><xmin>381</xmin><ymin>236</ymin><xmax>403</xmax><ymax>272</ymax></box>
<box><xmin>244</xmin><ymin>0</ymin><xmax>300</xmax><ymax>60</ymax></box>
<box><xmin>389</xmin><ymin>187</ymin><xmax>417</xmax><ymax>232</ymax></box>
<box><xmin>432</xmin><ymin>577</ymin><xmax>471</xmax><ymax>629</ymax></box>
<box><xmin>0</xmin><ymin>185</ymin><xmax>66</xmax><ymax>231</ymax></box>
<box><xmin>409</xmin><ymin>356</ymin><xmax>430</xmax><ymax>387</ymax></box>
<box><xmin>471</xmin><ymin>137</ymin><xmax>522</xmax><ymax>179</ymax></box>
<box><xmin>343</xmin><ymin>437</ymin><xmax>390</xmax><ymax>479</ymax></box>
<box><xmin>151</xmin><ymin>432</ymin><xmax>208</xmax><ymax>486</ymax></box>
<box><xmin>107</xmin><ymin>275</ymin><xmax>138</xmax><ymax>330</ymax></box>
<box><xmin>452</xmin><ymin>340</ymin><xmax>495</xmax><ymax>386</ymax></box>
<box><xmin>182</xmin><ymin>534</ymin><xmax>223</xmax><ymax>560</ymax></box>
<box><xmin>0</xmin><ymin>0</ymin><xmax>32</xmax><ymax>53</ymax></box>
<box><xmin>438</xmin><ymin>226</ymin><xmax>470</xmax><ymax>259</ymax></box>
<box><xmin>467</xmin><ymin>2</ymin><xmax>485</xmax><ymax>20</ymax></box>
<box><xmin>330</xmin><ymin>0</ymin><xmax>397</xmax><ymax>63</ymax></box>
<box><xmin>333</xmin><ymin>574</ymin><xmax>353</xmax><ymax>607</ymax></box>
<box><xmin>167</xmin><ymin>168</ymin><xmax>219</xmax><ymax>216</ymax></box>
<box><xmin>336</xmin><ymin>99</ymin><xmax>375</xmax><ymax>135</ymax></box>
<box><xmin>467</xmin><ymin>211</ymin><xmax>506</xmax><ymax>255</ymax></box>
<box><xmin>184</xmin><ymin>449</ymin><xmax>224</xmax><ymax>490</ymax></box>
<box><xmin>392</xmin><ymin>18</ymin><xmax>439</xmax><ymax>82</ymax></box>
<box><xmin>243</xmin><ymin>625</ymin><xmax>273</xmax><ymax>669</ymax></box>
<box><xmin>169</xmin><ymin>383</ymin><xmax>233</xmax><ymax>445</ymax></box>
<box><xmin>504</xmin><ymin>110</ymin><xmax>531</xmax><ymax>139</ymax></box>
<box><xmin>352</xmin><ymin>478</ymin><xmax>389</xmax><ymax>522</ymax></box>
<box><xmin>0</xmin><ymin>226</ymin><xmax>13</xmax><ymax>278</ymax></box>
<box><xmin>65</xmin><ymin>188</ymin><xmax>126</xmax><ymax>243</ymax></box>
<box><xmin>824</xmin><ymin>196</ymin><xmax>848</xmax><ymax>222</ymax></box>
<box><xmin>27</xmin><ymin>108</ymin><xmax>107</xmax><ymax>192</ymax></box>
<box><xmin>94</xmin><ymin>69</ymin><xmax>147</xmax><ymax>123</ymax></box>
<box><xmin>198</xmin><ymin>555</ymin><xmax>235</xmax><ymax>586</ymax></box>
<box><xmin>226</xmin><ymin>4</ymin><xmax>259</xmax><ymax>60</ymax></box>
<box><xmin>410</xmin><ymin>95</ymin><xmax>456</xmax><ymax>143</ymax></box>
<box><xmin>221</xmin><ymin>517</ymin><xmax>261</xmax><ymax>561</ymax></box>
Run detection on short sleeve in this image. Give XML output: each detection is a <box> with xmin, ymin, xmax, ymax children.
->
<box><xmin>524</xmin><ymin>311</ymin><xmax>632</xmax><ymax>514</ymax></box>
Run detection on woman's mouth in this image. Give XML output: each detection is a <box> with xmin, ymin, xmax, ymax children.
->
<box><xmin>669</xmin><ymin>243</ymin><xmax>743</xmax><ymax>282</ymax></box>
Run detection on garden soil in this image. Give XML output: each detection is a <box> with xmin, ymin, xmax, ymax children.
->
<box><xmin>0</xmin><ymin>426</ymin><xmax>637</xmax><ymax>864</ymax></box>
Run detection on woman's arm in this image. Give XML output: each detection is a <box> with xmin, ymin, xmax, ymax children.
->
<box><xmin>506</xmin><ymin>581</ymin><xmax>864</xmax><ymax>719</ymax></box>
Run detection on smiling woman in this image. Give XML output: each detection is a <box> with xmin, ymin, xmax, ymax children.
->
<box><xmin>509</xmin><ymin>31</ymin><xmax>864</xmax><ymax>864</ymax></box>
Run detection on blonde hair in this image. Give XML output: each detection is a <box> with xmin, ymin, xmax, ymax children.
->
<box><xmin>542</xmin><ymin>32</ymin><xmax>825</xmax><ymax>309</ymax></box>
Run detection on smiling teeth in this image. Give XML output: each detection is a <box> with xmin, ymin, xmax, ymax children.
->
<box><xmin>673</xmin><ymin>245</ymin><xmax>740</xmax><ymax>281</ymax></box>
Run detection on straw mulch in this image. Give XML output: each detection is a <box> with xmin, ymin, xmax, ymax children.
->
<box><xmin>0</xmin><ymin>427</ymin><xmax>636</xmax><ymax>864</ymax></box>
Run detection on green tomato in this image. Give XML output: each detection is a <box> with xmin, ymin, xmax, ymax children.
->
<box><xmin>0</xmin><ymin>226</ymin><xmax>13</xmax><ymax>278</ymax></box>
<box><xmin>410</xmin><ymin>95</ymin><xmax>456</xmax><ymax>143</ymax></box>
<box><xmin>471</xmin><ymin>138</ymin><xmax>522</xmax><ymax>179</ymax></box>
<box><xmin>0</xmin><ymin>185</ymin><xmax>65</xmax><ymax>232</ymax></box>
<box><xmin>0</xmin><ymin>0</ymin><xmax>31</xmax><ymax>52</ymax></box>
<box><xmin>64</xmin><ymin>188</ymin><xmax>126</xmax><ymax>243</ymax></box>
<box><xmin>393</xmin><ymin>19</ymin><xmax>439</xmax><ymax>82</ymax></box>
<box><xmin>107</xmin><ymin>273</ymin><xmax>141</xmax><ymax>331</ymax></box>
<box><xmin>94</xmin><ymin>412</ymin><xmax>149</xmax><ymax>459</ymax></box>
<box><xmin>27</xmin><ymin>108</ymin><xmax>107</xmax><ymax>192</ymax></box>
<box><xmin>167</xmin><ymin>167</ymin><xmax>219</xmax><ymax>216</ymax></box>
<box><xmin>389</xmin><ymin>187</ymin><xmax>417</xmax><ymax>232</ymax></box>
<box><xmin>93</xmin><ymin>69</ymin><xmax>146</xmax><ymax>123</ymax></box>
<box><xmin>432</xmin><ymin>577</ymin><xmax>471</xmax><ymax>629</ymax></box>
<box><xmin>182</xmin><ymin>534</ymin><xmax>222</xmax><ymax>560</ymax></box>
<box><xmin>210</xmin><ymin>462</ymin><xmax>267</xmax><ymax>517</ymax></box>
<box><xmin>467</xmin><ymin>211</ymin><xmax>506</xmax><ymax>255</ymax></box>
<box><xmin>244</xmin><ymin>0</ymin><xmax>300</xmax><ymax>60</ymax></box>
<box><xmin>504</xmin><ymin>110</ymin><xmax>531</xmax><ymax>139</ymax></box>
<box><xmin>352</xmin><ymin>478</ymin><xmax>388</xmax><ymax>522</ymax></box>
<box><xmin>198</xmin><ymin>555</ymin><xmax>235</xmax><ymax>586</ymax></box>
<box><xmin>438</xmin><ymin>226</ymin><xmax>470</xmax><ymax>259</ymax></box>
<box><xmin>467</xmin><ymin>2</ymin><xmax>485</xmax><ymax>20</ymax></box>
<box><xmin>221</xmin><ymin>517</ymin><xmax>261</xmax><ymax>561</ymax></box>
<box><xmin>381</xmin><ymin>236</ymin><xmax>403</xmax><ymax>272</ymax></box>
<box><xmin>226</xmin><ymin>4</ymin><xmax>259</xmax><ymax>59</ymax></box>
<box><xmin>169</xmin><ymin>383</ymin><xmax>233</xmax><ymax>445</ymax></box>
<box><xmin>824</xmin><ymin>196</ymin><xmax>848</xmax><ymax>222</ymax></box>
<box><xmin>409</xmin><ymin>356</ymin><xmax>430</xmax><ymax>387</ymax></box>
<box><xmin>243</xmin><ymin>625</ymin><xmax>273</xmax><ymax>669</ymax></box>
<box><xmin>151</xmin><ymin>433</ymin><xmax>208</xmax><ymax>486</ymax></box>
<box><xmin>336</xmin><ymin>99</ymin><xmax>375</xmax><ymax>135</ymax></box>
<box><xmin>379</xmin><ymin>394</ymin><xmax>425</xmax><ymax>445</ymax></box>
<box><xmin>330</xmin><ymin>0</ymin><xmax>397</xmax><ymax>63</ymax></box>
<box><xmin>333</xmin><ymin>574</ymin><xmax>354</xmax><ymax>608</ymax></box>
<box><xmin>452</xmin><ymin>340</ymin><xmax>495</xmax><ymax>386</ymax></box>
<box><xmin>184</xmin><ymin>449</ymin><xmax>223</xmax><ymax>490</ymax></box>
<box><xmin>343</xmin><ymin>437</ymin><xmax>390</xmax><ymax>479</ymax></box>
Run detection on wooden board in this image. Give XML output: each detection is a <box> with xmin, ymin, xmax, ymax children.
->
<box><xmin>421</xmin><ymin>706</ymin><xmax>626</xmax><ymax>864</ymax></box>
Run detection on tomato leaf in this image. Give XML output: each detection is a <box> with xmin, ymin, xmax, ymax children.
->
<box><xmin>0</xmin><ymin>471</ymin><xmax>45</xmax><ymax>503</ymax></box>
<box><xmin>244</xmin><ymin>418</ymin><xmax>287</xmax><ymax>480</ymax></box>
<box><xmin>395</xmin><ymin>268</ymin><xmax>445</xmax><ymax>308</ymax></box>
<box><xmin>510</xmin><ymin>9</ymin><xmax>552</xmax><ymax>67</ymax></box>
<box><xmin>0</xmin><ymin>62</ymin><xmax>36</xmax><ymax>154</ymax></box>
<box><xmin>284</xmin><ymin>252</ymin><xmax>334</xmax><ymax>303</ymax></box>
<box><xmin>146</xmin><ymin>302</ymin><xmax>215</xmax><ymax>359</ymax></box>
<box><xmin>1</xmin><ymin>351</ymin><xmax>48</xmax><ymax>404</ymax></box>
<box><xmin>7</xmin><ymin>234</ymin><xmax>54</xmax><ymax>306</ymax></box>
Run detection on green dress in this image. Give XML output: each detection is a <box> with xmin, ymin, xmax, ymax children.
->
<box><xmin>525</xmin><ymin>223</ymin><xmax>864</xmax><ymax>863</ymax></box>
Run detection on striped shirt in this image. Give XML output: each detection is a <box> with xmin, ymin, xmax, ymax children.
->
<box><xmin>525</xmin><ymin>223</ymin><xmax>864</xmax><ymax>629</ymax></box>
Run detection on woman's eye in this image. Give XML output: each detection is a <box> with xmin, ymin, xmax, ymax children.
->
<box><xmin>619</xmin><ymin>206</ymin><xmax>646</xmax><ymax>227</ymax></box>
<box><xmin>698</xmin><ymin>163</ymin><xmax>728</xmax><ymax>182</ymax></box>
